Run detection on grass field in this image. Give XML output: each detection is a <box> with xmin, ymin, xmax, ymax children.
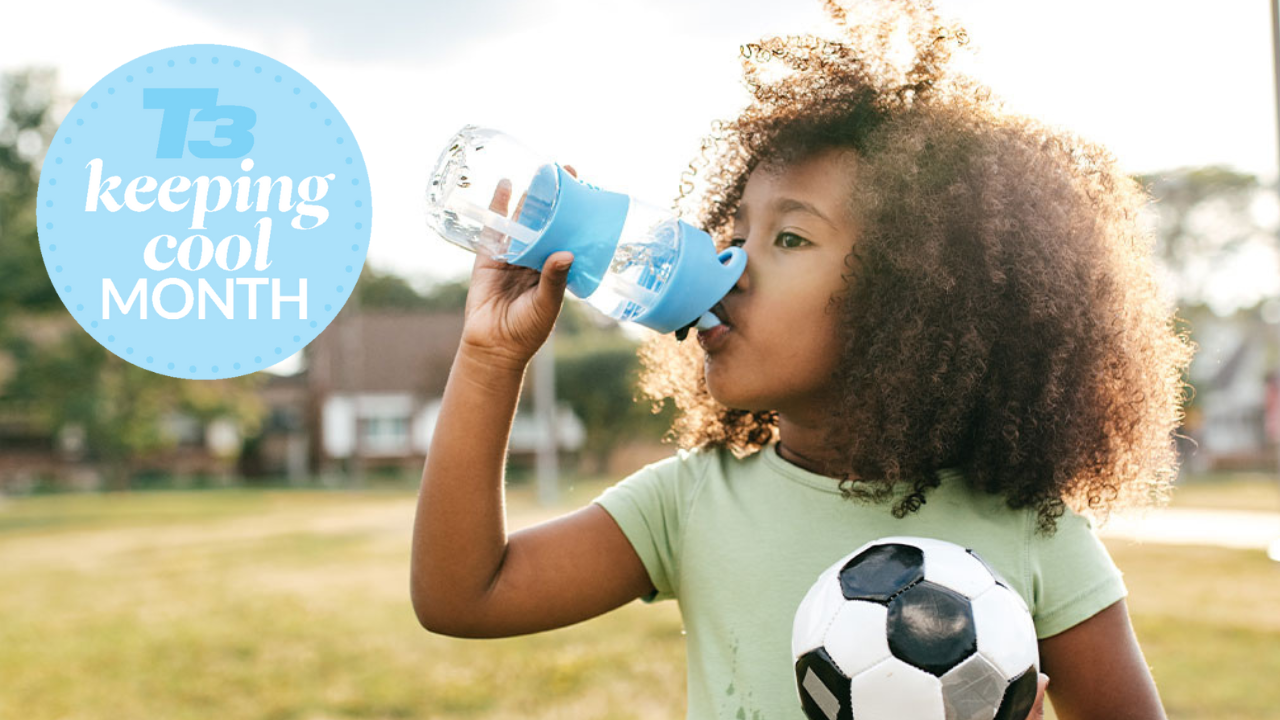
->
<box><xmin>0</xmin><ymin>474</ymin><xmax>1276</xmax><ymax>719</ymax></box>
<box><xmin>1167</xmin><ymin>472</ymin><xmax>1280</xmax><ymax>513</ymax></box>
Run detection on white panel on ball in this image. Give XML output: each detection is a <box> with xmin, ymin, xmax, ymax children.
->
<box><xmin>823</xmin><ymin>600</ymin><xmax>892</xmax><ymax>678</ymax></box>
<box><xmin>970</xmin><ymin>585</ymin><xmax>1040</xmax><ymax>678</ymax></box>
<box><xmin>848</xmin><ymin>657</ymin><xmax>946</xmax><ymax>720</ymax></box>
<box><xmin>920</xmin><ymin>541</ymin><xmax>997</xmax><ymax>598</ymax></box>
<box><xmin>791</xmin><ymin>566</ymin><xmax>847</xmax><ymax>658</ymax></box>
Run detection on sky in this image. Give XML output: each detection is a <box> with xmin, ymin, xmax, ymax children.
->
<box><xmin>3</xmin><ymin>0</ymin><xmax>1277</xmax><ymax>367</ymax></box>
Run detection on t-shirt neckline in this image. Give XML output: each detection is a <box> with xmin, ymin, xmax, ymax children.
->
<box><xmin>763</xmin><ymin>439</ymin><xmax>964</xmax><ymax>494</ymax></box>
<box><xmin>763</xmin><ymin>440</ymin><xmax>848</xmax><ymax>494</ymax></box>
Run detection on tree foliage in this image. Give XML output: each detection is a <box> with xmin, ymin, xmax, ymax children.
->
<box><xmin>0</xmin><ymin>69</ymin><xmax>62</xmax><ymax>325</ymax></box>
<box><xmin>0</xmin><ymin>68</ymin><xmax>267</xmax><ymax>489</ymax></box>
<box><xmin>552</xmin><ymin>331</ymin><xmax>674</xmax><ymax>472</ymax></box>
<box><xmin>1136</xmin><ymin>166</ymin><xmax>1275</xmax><ymax>310</ymax></box>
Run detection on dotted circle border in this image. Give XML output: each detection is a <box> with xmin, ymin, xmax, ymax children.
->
<box><xmin>38</xmin><ymin>47</ymin><xmax>371</xmax><ymax>377</ymax></box>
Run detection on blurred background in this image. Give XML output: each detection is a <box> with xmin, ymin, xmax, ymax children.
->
<box><xmin>1</xmin><ymin>1</ymin><xmax>1277</xmax><ymax>719</ymax></box>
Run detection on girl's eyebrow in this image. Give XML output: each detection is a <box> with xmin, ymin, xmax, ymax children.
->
<box><xmin>734</xmin><ymin>197</ymin><xmax>836</xmax><ymax>228</ymax></box>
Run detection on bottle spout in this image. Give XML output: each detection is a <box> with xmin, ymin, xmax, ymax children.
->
<box><xmin>674</xmin><ymin>309</ymin><xmax>723</xmax><ymax>342</ymax></box>
<box><xmin>636</xmin><ymin>238</ymin><xmax>746</xmax><ymax>335</ymax></box>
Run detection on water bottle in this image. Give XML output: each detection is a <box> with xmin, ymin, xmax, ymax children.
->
<box><xmin>424</xmin><ymin>125</ymin><xmax>746</xmax><ymax>336</ymax></box>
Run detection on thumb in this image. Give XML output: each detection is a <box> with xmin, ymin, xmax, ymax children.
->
<box><xmin>536</xmin><ymin>251</ymin><xmax>574</xmax><ymax>308</ymax></box>
<box><xmin>1029</xmin><ymin>673</ymin><xmax>1049</xmax><ymax>720</ymax></box>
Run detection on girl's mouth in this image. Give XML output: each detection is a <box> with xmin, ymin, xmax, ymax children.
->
<box><xmin>697</xmin><ymin>323</ymin><xmax>732</xmax><ymax>352</ymax></box>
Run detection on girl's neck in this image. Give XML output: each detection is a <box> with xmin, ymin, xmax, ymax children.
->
<box><xmin>776</xmin><ymin>415</ymin><xmax>845</xmax><ymax>477</ymax></box>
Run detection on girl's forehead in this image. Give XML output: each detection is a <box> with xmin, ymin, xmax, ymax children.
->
<box><xmin>737</xmin><ymin>149</ymin><xmax>859</xmax><ymax>220</ymax></box>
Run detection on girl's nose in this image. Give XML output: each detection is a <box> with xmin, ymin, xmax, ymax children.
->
<box><xmin>725</xmin><ymin>241</ymin><xmax>750</xmax><ymax>294</ymax></box>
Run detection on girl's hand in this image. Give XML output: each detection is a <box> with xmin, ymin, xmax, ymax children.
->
<box><xmin>458</xmin><ymin>165</ymin><xmax>579</xmax><ymax>371</ymax></box>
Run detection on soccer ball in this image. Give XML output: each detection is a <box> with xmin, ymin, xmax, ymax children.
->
<box><xmin>792</xmin><ymin>536</ymin><xmax>1039</xmax><ymax>720</ymax></box>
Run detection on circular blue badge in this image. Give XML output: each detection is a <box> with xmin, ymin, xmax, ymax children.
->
<box><xmin>36</xmin><ymin>44</ymin><xmax>370</xmax><ymax>378</ymax></box>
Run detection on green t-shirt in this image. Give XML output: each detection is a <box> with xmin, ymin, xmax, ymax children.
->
<box><xmin>591</xmin><ymin>440</ymin><xmax>1126</xmax><ymax>720</ymax></box>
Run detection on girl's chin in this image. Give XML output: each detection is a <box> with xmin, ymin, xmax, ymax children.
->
<box><xmin>705</xmin><ymin>376</ymin><xmax>772</xmax><ymax>413</ymax></box>
<box><xmin>705</xmin><ymin>356</ymin><xmax>768</xmax><ymax>409</ymax></box>
<box><xmin>705</xmin><ymin>382</ymin><xmax>739</xmax><ymax>409</ymax></box>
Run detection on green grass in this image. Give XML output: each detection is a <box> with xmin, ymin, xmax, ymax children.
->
<box><xmin>1102</xmin><ymin>542</ymin><xmax>1280</xmax><ymax>720</ymax></box>
<box><xmin>1169</xmin><ymin>472</ymin><xmax>1280</xmax><ymax>513</ymax></box>
<box><xmin>0</xmin><ymin>474</ymin><xmax>1276</xmax><ymax>719</ymax></box>
<box><xmin>0</xmin><ymin>485</ymin><xmax>687</xmax><ymax>720</ymax></box>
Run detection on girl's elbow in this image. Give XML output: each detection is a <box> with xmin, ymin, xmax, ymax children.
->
<box><xmin>410</xmin><ymin>578</ymin><xmax>458</xmax><ymax>635</ymax></box>
<box><xmin>410</xmin><ymin>579</ymin><xmax>491</xmax><ymax>638</ymax></box>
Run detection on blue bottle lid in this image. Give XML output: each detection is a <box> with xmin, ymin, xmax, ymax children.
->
<box><xmin>506</xmin><ymin>164</ymin><xmax>627</xmax><ymax>300</ymax></box>
<box><xmin>632</xmin><ymin>224</ymin><xmax>745</xmax><ymax>333</ymax></box>
<box><xmin>507</xmin><ymin>163</ymin><xmax>746</xmax><ymax>334</ymax></box>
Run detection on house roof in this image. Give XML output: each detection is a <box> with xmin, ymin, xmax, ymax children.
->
<box><xmin>305</xmin><ymin>307</ymin><xmax>466</xmax><ymax>397</ymax></box>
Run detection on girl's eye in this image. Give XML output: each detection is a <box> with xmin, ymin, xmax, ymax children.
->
<box><xmin>729</xmin><ymin>237</ymin><xmax>746</xmax><ymax>248</ymax></box>
<box><xmin>776</xmin><ymin>232</ymin><xmax>809</xmax><ymax>249</ymax></box>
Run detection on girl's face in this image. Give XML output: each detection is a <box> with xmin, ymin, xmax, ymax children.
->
<box><xmin>703</xmin><ymin>147</ymin><xmax>861</xmax><ymax>418</ymax></box>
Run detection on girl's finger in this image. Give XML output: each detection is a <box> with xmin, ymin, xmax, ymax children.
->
<box><xmin>536</xmin><ymin>251</ymin><xmax>574</xmax><ymax>310</ymax></box>
<box><xmin>473</xmin><ymin>178</ymin><xmax>515</xmax><ymax>270</ymax></box>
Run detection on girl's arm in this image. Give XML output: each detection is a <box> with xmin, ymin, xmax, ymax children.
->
<box><xmin>410</xmin><ymin>170</ymin><xmax>655</xmax><ymax>639</ymax></box>
<box><xmin>410</xmin><ymin>344</ymin><xmax>655</xmax><ymax>638</ymax></box>
<box><xmin>1038</xmin><ymin>599</ymin><xmax>1167</xmax><ymax>719</ymax></box>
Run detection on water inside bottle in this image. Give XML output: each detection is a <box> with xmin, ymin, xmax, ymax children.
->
<box><xmin>425</xmin><ymin>127</ymin><xmax>553</xmax><ymax>260</ymax></box>
<box><xmin>435</xmin><ymin>200</ymin><xmax>538</xmax><ymax>262</ymax></box>
<box><xmin>585</xmin><ymin>209</ymin><xmax>680</xmax><ymax>323</ymax></box>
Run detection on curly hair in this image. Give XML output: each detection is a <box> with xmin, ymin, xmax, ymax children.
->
<box><xmin>636</xmin><ymin>0</ymin><xmax>1197</xmax><ymax>533</ymax></box>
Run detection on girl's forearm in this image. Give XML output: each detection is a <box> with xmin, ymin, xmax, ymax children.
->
<box><xmin>410</xmin><ymin>345</ymin><xmax>527</xmax><ymax>633</ymax></box>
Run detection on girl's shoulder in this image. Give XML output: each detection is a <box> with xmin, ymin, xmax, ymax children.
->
<box><xmin>923</xmin><ymin>468</ymin><xmax>1125</xmax><ymax>637</ymax></box>
<box><xmin>931</xmin><ymin>466</ymin><xmax>1106</xmax><ymax>536</ymax></box>
<box><xmin>594</xmin><ymin>444</ymin><xmax>724</xmax><ymax>518</ymax></box>
<box><xmin>633</xmin><ymin>442</ymin><xmax>745</xmax><ymax>484</ymax></box>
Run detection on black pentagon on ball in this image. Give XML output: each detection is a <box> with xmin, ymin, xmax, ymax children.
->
<box><xmin>838</xmin><ymin>543</ymin><xmax>925</xmax><ymax>603</ymax></box>
<box><xmin>795</xmin><ymin>647</ymin><xmax>853</xmax><ymax>720</ymax></box>
<box><xmin>994</xmin><ymin>665</ymin><xmax>1039</xmax><ymax>720</ymax></box>
<box><xmin>885</xmin><ymin>580</ymin><xmax>978</xmax><ymax>676</ymax></box>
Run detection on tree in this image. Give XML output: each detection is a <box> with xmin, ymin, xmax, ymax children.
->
<box><xmin>0</xmin><ymin>68</ymin><xmax>268</xmax><ymax>490</ymax></box>
<box><xmin>352</xmin><ymin>264</ymin><xmax>472</xmax><ymax>311</ymax></box>
<box><xmin>549</xmin><ymin>305</ymin><xmax>673</xmax><ymax>473</ymax></box>
<box><xmin>1136</xmin><ymin>166</ymin><xmax>1276</xmax><ymax>310</ymax></box>
<box><xmin>0</xmin><ymin>69</ymin><xmax>62</xmax><ymax>330</ymax></box>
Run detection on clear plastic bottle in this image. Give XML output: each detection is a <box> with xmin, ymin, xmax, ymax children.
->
<box><xmin>425</xmin><ymin>126</ymin><xmax>746</xmax><ymax>335</ymax></box>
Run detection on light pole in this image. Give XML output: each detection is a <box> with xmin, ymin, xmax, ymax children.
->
<box><xmin>533</xmin><ymin>325</ymin><xmax>560</xmax><ymax>508</ymax></box>
<box><xmin>1270</xmin><ymin>0</ymin><xmax>1280</xmax><ymax>562</ymax></box>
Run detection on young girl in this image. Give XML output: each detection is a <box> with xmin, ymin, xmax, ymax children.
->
<box><xmin>410</xmin><ymin>2</ymin><xmax>1193</xmax><ymax>718</ymax></box>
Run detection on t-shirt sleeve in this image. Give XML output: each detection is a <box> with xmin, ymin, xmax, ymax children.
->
<box><xmin>590</xmin><ymin>452</ymin><xmax>695</xmax><ymax>604</ymax></box>
<box><xmin>1028</xmin><ymin>507</ymin><xmax>1128</xmax><ymax>639</ymax></box>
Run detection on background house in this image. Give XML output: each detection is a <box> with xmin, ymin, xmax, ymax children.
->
<box><xmin>0</xmin><ymin>303</ymin><xmax>586</xmax><ymax>491</ymax></box>
<box><xmin>0</xmin><ymin>313</ymin><xmax>255</xmax><ymax>491</ymax></box>
<box><xmin>1182</xmin><ymin>301</ymin><xmax>1280</xmax><ymax>473</ymax></box>
<box><xmin>244</xmin><ymin>304</ymin><xmax>585</xmax><ymax>484</ymax></box>
<box><xmin>8</xmin><ymin>297</ymin><xmax>1280</xmax><ymax>490</ymax></box>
